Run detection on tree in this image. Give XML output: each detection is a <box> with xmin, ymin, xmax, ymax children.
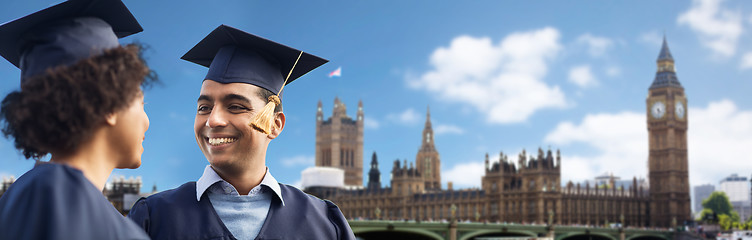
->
<box><xmin>699</xmin><ymin>209</ymin><xmax>717</xmax><ymax>223</ymax></box>
<box><xmin>731</xmin><ymin>211</ymin><xmax>741</xmax><ymax>223</ymax></box>
<box><xmin>702</xmin><ymin>192</ymin><xmax>733</xmax><ymax>216</ymax></box>
<box><xmin>719</xmin><ymin>214</ymin><xmax>732</xmax><ymax>231</ymax></box>
<box><xmin>701</xmin><ymin>191</ymin><xmax>743</xmax><ymax>230</ymax></box>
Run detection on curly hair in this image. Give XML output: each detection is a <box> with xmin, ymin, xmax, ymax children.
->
<box><xmin>0</xmin><ymin>44</ymin><xmax>157</xmax><ymax>159</ymax></box>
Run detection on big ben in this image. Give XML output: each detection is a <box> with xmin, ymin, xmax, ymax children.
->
<box><xmin>647</xmin><ymin>37</ymin><xmax>691</xmax><ymax>227</ymax></box>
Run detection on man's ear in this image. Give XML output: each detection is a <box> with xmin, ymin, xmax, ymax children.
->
<box><xmin>268</xmin><ymin>112</ymin><xmax>285</xmax><ymax>139</ymax></box>
<box><xmin>105</xmin><ymin>113</ymin><xmax>118</xmax><ymax>126</ymax></box>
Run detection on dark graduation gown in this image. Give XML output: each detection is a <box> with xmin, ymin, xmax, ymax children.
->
<box><xmin>128</xmin><ymin>182</ymin><xmax>355</xmax><ymax>240</ymax></box>
<box><xmin>0</xmin><ymin>163</ymin><xmax>149</xmax><ymax>240</ymax></box>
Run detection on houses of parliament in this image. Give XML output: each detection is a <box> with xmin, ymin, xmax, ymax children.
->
<box><xmin>305</xmin><ymin>38</ymin><xmax>691</xmax><ymax>228</ymax></box>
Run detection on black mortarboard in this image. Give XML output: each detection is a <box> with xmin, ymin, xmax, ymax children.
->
<box><xmin>181</xmin><ymin>25</ymin><xmax>328</xmax><ymax>95</ymax></box>
<box><xmin>0</xmin><ymin>0</ymin><xmax>142</xmax><ymax>82</ymax></box>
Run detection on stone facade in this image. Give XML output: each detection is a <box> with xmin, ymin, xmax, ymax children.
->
<box><xmin>312</xmin><ymin>145</ymin><xmax>652</xmax><ymax>226</ymax></box>
<box><xmin>315</xmin><ymin>98</ymin><xmax>364</xmax><ymax>186</ymax></box>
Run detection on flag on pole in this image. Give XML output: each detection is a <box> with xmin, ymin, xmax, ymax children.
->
<box><xmin>328</xmin><ymin>66</ymin><xmax>341</xmax><ymax>78</ymax></box>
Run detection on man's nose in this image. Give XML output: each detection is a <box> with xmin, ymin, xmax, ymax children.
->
<box><xmin>206</xmin><ymin>109</ymin><xmax>228</xmax><ymax>128</ymax></box>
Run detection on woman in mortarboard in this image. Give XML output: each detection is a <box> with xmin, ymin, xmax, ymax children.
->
<box><xmin>0</xmin><ymin>0</ymin><xmax>154</xmax><ymax>239</ymax></box>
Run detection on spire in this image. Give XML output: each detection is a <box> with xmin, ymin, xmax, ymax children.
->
<box><xmin>420</xmin><ymin>106</ymin><xmax>435</xmax><ymax>151</ymax></box>
<box><xmin>650</xmin><ymin>36</ymin><xmax>682</xmax><ymax>89</ymax></box>
<box><xmin>368</xmin><ymin>152</ymin><xmax>381</xmax><ymax>190</ymax></box>
<box><xmin>485</xmin><ymin>153</ymin><xmax>490</xmax><ymax>171</ymax></box>
<box><xmin>316</xmin><ymin>100</ymin><xmax>323</xmax><ymax>122</ymax></box>
<box><xmin>657</xmin><ymin>35</ymin><xmax>674</xmax><ymax>61</ymax></box>
<box><xmin>425</xmin><ymin>105</ymin><xmax>432</xmax><ymax>129</ymax></box>
<box><xmin>357</xmin><ymin>100</ymin><xmax>364</xmax><ymax>122</ymax></box>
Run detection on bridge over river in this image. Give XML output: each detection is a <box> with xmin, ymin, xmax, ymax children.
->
<box><xmin>349</xmin><ymin>220</ymin><xmax>676</xmax><ymax>240</ymax></box>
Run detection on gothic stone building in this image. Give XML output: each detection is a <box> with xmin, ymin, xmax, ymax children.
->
<box><xmin>315</xmin><ymin>97</ymin><xmax>364</xmax><ymax>186</ymax></box>
<box><xmin>312</xmin><ymin>39</ymin><xmax>690</xmax><ymax>228</ymax></box>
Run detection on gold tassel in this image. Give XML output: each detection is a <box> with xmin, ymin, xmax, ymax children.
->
<box><xmin>250</xmin><ymin>95</ymin><xmax>280</xmax><ymax>134</ymax></box>
<box><xmin>250</xmin><ymin>51</ymin><xmax>303</xmax><ymax>134</ymax></box>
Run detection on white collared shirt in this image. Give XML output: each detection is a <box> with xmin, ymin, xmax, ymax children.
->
<box><xmin>195</xmin><ymin>165</ymin><xmax>284</xmax><ymax>206</ymax></box>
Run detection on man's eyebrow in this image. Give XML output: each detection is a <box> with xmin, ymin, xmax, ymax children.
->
<box><xmin>197</xmin><ymin>95</ymin><xmax>212</xmax><ymax>102</ymax></box>
<box><xmin>223</xmin><ymin>94</ymin><xmax>252</xmax><ymax>105</ymax></box>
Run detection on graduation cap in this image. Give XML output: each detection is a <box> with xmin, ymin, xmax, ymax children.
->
<box><xmin>182</xmin><ymin>25</ymin><xmax>328</xmax><ymax>134</ymax></box>
<box><xmin>0</xmin><ymin>0</ymin><xmax>143</xmax><ymax>82</ymax></box>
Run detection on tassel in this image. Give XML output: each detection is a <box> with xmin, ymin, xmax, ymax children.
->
<box><xmin>250</xmin><ymin>95</ymin><xmax>280</xmax><ymax>134</ymax></box>
<box><xmin>250</xmin><ymin>51</ymin><xmax>303</xmax><ymax>134</ymax></box>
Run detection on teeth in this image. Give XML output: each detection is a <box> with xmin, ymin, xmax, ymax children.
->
<box><xmin>208</xmin><ymin>137</ymin><xmax>237</xmax><ymax>146</ymax></box>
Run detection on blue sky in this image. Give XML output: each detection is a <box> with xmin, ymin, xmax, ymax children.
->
<box><xmin>1</xmin><ymin>0</ymin><xmax>751</xmax><ymax>201</ymax></box>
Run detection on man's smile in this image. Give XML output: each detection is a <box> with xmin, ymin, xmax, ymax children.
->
<box><xmin>207</xmin><ymin>137</ymin><xmax>238</xmax><ymax>146</ymax></box>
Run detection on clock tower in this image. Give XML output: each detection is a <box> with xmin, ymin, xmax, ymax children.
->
<box><xmin>646</xmin><ymin>37</ymin><xmax>691</xmax><ymax>227</ymax></box>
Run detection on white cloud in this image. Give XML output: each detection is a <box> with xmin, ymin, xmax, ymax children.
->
<box><xmin>677</xmin><ymin>0</ymin><xmax>743</xmax><ymax>57</ymax></box>
<box><xmin>687</xmin><ymin>100</ymin><xmax>752</xmax><ymax>186</ymax></box>
<box><xmin>443</xmin><ymin>161</ymin><xmax>485</xmax><ymax>188</ymax></box>
<box><xmin>544</xmin><ymin>100</ymin><xmax>752</xmax><ymax>188</ymax></box>
<box><xmin>434</xmin><ymin>124</ymin><xmax>464</xmax><ymax>135</ymax></box>
<box><xmin>568</xmin><ymin>65</ymin><xmax>598</xmax><ymax>88</ymax></box>
<box><xmin>387</xmin><ymin>108</ymin><xmax>421</xmax><ymax>125</ymax></box>
<box><xmin>363</xmin><ymin>116</ymin><xmax>380</xmax><ymax>129</ymax></box>
<box><xmin>639</xmin><ymin>31</ymin><xmax>663</xmax><ymax>47</ymax></box>
<box><xmin>740</xmin><ymin>52</ymin><xmax>752</xmax><ymax>70</ymax></box>
<box><xmin>606</xmin><ymin>66</ymin><xmax>621</xmax><ymax>77</ymax></box>
<box><xmin>577</xmin><ymin>33</ymin><xmax>614</xmax><ymax>57</ymax></box>
<box><xmin>408</xmin><ymin>27</ymin><xmax>567</xmax><ymax>124</ymax></box>
<box><xmin>544</xmin><ymin>112</ymin><xmax>646</xmax><ymax>183</ymax></box>
<box><xmin>281</xmin><ymin>155</ymin><xmax>314</xmax><ymax>167</ymax></box>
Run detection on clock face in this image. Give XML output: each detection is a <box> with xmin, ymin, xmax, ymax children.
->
<box><xmin>651</xmin><ymin>101</ymin><xmax>665</xmax><ymax>119</ymax></box>
<box><xmin>675</xmin><ymin>101</ymin><xmax>685</xmax><ymax>119</ymax></box>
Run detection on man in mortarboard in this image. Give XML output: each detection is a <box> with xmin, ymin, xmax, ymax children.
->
<box><xmin>0</xmin><ymin>0</ymin><xmax>152</xmax><ymax>239</ymax></box>
<box><xmin>128</xmin><ymin>25</ymin><xmax>355</xmax><ymax>240</ymax></box>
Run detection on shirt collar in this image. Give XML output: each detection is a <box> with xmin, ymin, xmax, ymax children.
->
<box><xmin>195</xmin><ymin>165</ymin><xmax>284</xmax><ymax>206</ymax></box>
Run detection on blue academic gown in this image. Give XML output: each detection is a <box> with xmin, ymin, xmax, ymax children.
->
<box><xmin>128</xmin><ymin>182</ymin><xmax>355</xmax><ymax>240</ymax></box>
<box><xmin>0</xmin><ymin>163</ymin><xmax>150</xmax><ymax>240</ymax></box>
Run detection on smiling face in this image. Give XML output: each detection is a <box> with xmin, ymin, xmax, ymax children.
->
<box><xmin>194</xmin><ymin>80</ymin><xmax>281</xmax><ymax>173</ymax></box>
